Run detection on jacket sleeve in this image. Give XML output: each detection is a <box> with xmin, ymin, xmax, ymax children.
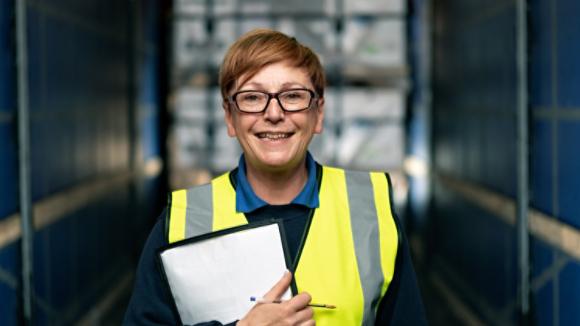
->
<box><xmin>374</xmin><ymin>214</ymin><xmax>428</xmax><ymax>325</ymax></box>
<box><xmin>123</xmin><ymin>210</ymin><xmax>238</xmax><ymax>326</ymax></box>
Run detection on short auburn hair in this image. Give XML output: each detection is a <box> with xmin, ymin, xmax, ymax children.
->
<box><xmin>219</xmin><ymin>29</ymin><xmax>326</xmax><ymax>101</ymax></box>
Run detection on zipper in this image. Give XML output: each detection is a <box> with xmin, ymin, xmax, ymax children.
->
<box><xmin>292</xmin><ymin>163</ymin><xmax>323</xmax><ymax>270</ymax></box>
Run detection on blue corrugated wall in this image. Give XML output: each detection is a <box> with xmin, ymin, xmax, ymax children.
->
<box><xmin>0</xmin><ymin>0</ymin><xmax>166</xmax><ymax>324</ymax></box>
<box><xmin>0</xmin><ymin>0</ymin><xmax>19</xmax><ymax>324</ymax></box>
<box><xmin>430</xmin><ymin>0</ymin><xmax>580</xmax><ymax>325</ymax></box>
<box><xmin>530</xmin><ymin>0</ymin><xmax>580</xmax><ymax>324</ymax></box>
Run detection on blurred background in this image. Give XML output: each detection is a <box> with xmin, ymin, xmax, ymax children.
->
<box><xmin>0</xmin><ymin>0</ymin><xmax>579</xmax><ymax>325</ymax></box>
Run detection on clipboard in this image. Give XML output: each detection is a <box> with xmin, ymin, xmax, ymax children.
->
<box><xmin>155</xmin><ymin>219</ymin><xmax>298</xmax><ymax>325</ymax></box>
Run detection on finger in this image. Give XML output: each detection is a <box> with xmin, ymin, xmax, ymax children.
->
<box><xmin>263</xmin><ymin>270</ymin><xmax>292</xmax><ymax>300</ymax></box>
<box><xmin>300</xmin><ymin>320</ymin><xmax>316</xmax><ymax>326</ymax></box>
<box><xmin>285</xmin><ymin>292</ymin><xmax>312</xmax><ymax>311</ymax></box>
<box><xmin>293</xmin><ymin>306</ymin><xmax>314</xmax><ymax>323</ymax></box>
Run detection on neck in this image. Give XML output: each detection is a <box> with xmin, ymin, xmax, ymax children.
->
<box><xmin>244</xmin><ymin>157</ymin><xmax>309</xmax><ymax>205</ymax></box>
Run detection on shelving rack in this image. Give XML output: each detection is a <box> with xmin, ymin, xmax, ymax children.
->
<box><xmin>170</xmin><ymin>0</ymin><xmax>409</xmax><ymax>190</ymax></box>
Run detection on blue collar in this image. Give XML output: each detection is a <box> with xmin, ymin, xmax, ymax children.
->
<box><xmin>235</xmin><ymin>152</ymin><xmax>320</xmax><ymax>213</ymax></box>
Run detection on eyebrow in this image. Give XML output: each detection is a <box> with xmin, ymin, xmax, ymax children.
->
<box><xmin>240</xmin><ymin>81</ymin><xmax>307</xmax><ymax>90</ymax></box>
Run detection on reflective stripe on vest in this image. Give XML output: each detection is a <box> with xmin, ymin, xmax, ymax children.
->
<box><xmin>167</xmin><ymin>166</ymin><xmax>399</xmax><ymax>326</ymax></box>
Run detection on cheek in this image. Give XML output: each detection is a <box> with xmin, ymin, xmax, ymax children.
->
<box><xmin>233</xmin><ymin>115</ymin><xmax>258</xmax><ymax>135</ymax></box>
<box><xmin>301</xmin><ymin>111</ymin><xmax>319</xmax><ymax>131</ymax></box>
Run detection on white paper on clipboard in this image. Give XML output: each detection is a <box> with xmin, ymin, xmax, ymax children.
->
<box><xmin>158</xmin><ymin>223</ymin><xmax>292</xmax><ymax>325</ymax></box>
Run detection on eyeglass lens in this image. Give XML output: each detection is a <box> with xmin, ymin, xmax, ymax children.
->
<box><xmin>235</xmin><ymin>90</ymin><xmax>312</xmax><ymax>112</ymax></box>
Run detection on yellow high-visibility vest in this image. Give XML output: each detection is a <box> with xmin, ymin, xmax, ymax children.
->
<box><xmin>167</xmin><ymin>166</ymin><xmax>400</xmax><ymax>326</ymax></box>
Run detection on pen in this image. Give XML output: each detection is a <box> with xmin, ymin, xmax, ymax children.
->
<box><xmin>250</xmin><ymin>297</ymin><xmax>336</xmax><ymax>309</ymax></box>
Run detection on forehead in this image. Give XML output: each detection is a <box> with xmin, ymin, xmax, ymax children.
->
<box><xmin>237</xmin><ymin>62</ymin><xmax>312</xmax><ymax>91</ymax></box>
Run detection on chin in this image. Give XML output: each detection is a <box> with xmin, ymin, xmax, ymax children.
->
<box><xmin>255</xmin><ymin>152</ymin><xmax>302</xmax><ymax>170</ymax></box>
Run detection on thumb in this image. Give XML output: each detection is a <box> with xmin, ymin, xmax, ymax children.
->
<box><xmin>263</xmin><ymin>270</ymin><xmax>292</xmax><ymax>300</ymax></box>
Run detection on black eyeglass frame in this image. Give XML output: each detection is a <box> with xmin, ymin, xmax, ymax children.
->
<box><xmin>228</xmin><ymin>88</ymin><xmax>319</xmax><ymax>113</ymax></box>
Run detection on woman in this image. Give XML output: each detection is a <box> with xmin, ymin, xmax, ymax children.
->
<box><xmin>124</xmin><ymin>29</ymin><xmax>426</xmax><ymax>326</ymax></box>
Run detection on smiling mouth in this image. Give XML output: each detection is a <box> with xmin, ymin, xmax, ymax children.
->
<box><xmin>256</xmin><ymin>133</ymin><xmax>294</xmax><ymax>140</ymax></box>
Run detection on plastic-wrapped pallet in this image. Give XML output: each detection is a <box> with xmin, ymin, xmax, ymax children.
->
<box><xmin>337</xmin><ymin>88</ymin><xmax>405</xmax><ymax>171</ymax></box>
<box><xmin>174</xmin><ymin>89</ymin><xmax>209</xmax><ymax>167</ymax></box>
<box><xmin>213</xmin><ymin>0</ymin><xmax>237</xmax><ymax>16</ymax></box>
<box><xmin>337</xmin><ymin>122</ymin><xmax>404</xmax><ymax>171</ymax></box>
<box><xmin>213</xmin><ymin>0</ymin><xmax>335</xmax><ymax>15</ymax></box>
<box><xmin>175</xmin><ymin>0</ymin><xmax>206</xmax><ymax>14</ymax></box>
<box><xmin>277</xmin><ymin>19</ymin><xmax>337</xmax><ymax>66</ymax></box>
<box><xmin>176</xmin><ymin>89</ymin><xmax>209</xmax><ymax>123</ymax></box>
<box><xmin>213</xmin><ymin>19</ymin><xmax>336</xmax><ymax>72</ymax></box>
<box><xmin>173</xmin><ymin>20</ymin><xmax>208</xmax><ymax>69</ymax></box>
<box><xmin>343</xmin><ymin>0</ymin><xmax>405</xmax><ymax>15</ymax></box>
<box><xmin>275</xmin><ymin>0</ymin><xmax>333</xmax><ymax>14</ymax></box>
<box><xmin>342</xmin><ymin>19</ymin><xmax>405</xmax><ymax>68</ymax></box>
<box><xmin>341</xmin><ymin>88</ymin><xmax>404</xmax><ymax>121</ymax></box>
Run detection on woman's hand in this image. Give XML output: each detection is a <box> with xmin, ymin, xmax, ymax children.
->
<box><xmin>237</xmin><ymin>272</ymin><xmax>315</xmax><ymax>326</ymax></box>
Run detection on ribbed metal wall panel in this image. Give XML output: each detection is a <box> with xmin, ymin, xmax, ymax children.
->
<box><xmin>0</xmin><ymin>0</ymin><xmax>18</xmax><ymax>220</ymax></box>
<box><xmin>0</xmin><ymin>0</ymin><xmax>166</xmax><ymax>324</ymax></box>
<box><xmin>529</xmin><ymin>0</ymin><xmax>580</xmax><ymax>324</ymax></box>
<box><xmin>432</xmin><ymin>0</ymin><xmax>580</xmax><ymax>324</ymax></box>
<box><xmin>432</xmin><ymin>0</ymin><xmax>519</xmax><ymax>324</ymax></box>
<box><xmin>0</xmin><ymin>0</ymin><xmax>19</xmax><ymax>323</ymax></box>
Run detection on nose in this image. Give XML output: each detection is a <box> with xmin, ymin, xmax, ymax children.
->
<box><xmin>263</xmin><ymin>96</ymin><xmax>285</xmax><ymax>123</ymax></box>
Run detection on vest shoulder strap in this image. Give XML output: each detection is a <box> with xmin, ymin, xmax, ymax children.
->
<box><xmin>166</xmin><ymin>171</ymin><xmax>245</xmax><ymax>244</ymax></box>
<box><xmin>167</xmin><ymin>179</ymin><xmax>214</xmax><ymax>243</ymax></box>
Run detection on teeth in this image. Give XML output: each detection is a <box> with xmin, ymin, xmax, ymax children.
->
<box><xmin>257</xmin><ymin>133</ymin><xmax>290</xmax><ymax>140</ymax></box>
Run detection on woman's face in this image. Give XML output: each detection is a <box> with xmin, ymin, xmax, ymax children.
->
<box><xmin>224</xmin><ymin>61</ymin><xmax>324</xmax><ymax>173</ymax></box>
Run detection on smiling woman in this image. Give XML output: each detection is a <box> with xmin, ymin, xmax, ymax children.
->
<box><xmin>124</xmin><ymin>29</ymin><xmax>427</xmax><ymax>326</ymax></box>
<box><xmin>223</xmin><ymin>61</ymin><xmax>324</xmax><ymax>204</ymax></box>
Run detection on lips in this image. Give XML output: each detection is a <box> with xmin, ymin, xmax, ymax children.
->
<box><xmin>255</xmin><ymin>132</ymin><xmax>294</xmax><ymax>140</ymax></box>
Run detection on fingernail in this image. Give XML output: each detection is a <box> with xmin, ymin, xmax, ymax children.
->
<box><xmin>285</xmin><ymin>269</ymin><xmax>290</xmax><ymax>275</ymax></box>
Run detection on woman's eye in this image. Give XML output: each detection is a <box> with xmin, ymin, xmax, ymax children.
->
<box><xmin>243</xmin><ymin>94</ymin><xmax>259</xmax><ymax>101</ymax></box>
<box><xmin>285</xmin><ymin>93</ymin><xmax>302</xmax><ymax>100</ymax></box>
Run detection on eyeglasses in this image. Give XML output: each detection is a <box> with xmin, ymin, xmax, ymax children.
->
<box><xmin>229</xmin><ymin>89</ymin><xmax>318</xmax><ymax>113</ymax></box>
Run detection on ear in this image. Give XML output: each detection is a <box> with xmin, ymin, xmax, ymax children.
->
<box><xmin>223</xmin><ymin>101</ymin><xmax>237</xmax><ymax>138</ymax></box>
<box><xmin>314</xmin><ymin>98</ymin><xmax>325</xmax><ymax>135</ymax></box>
